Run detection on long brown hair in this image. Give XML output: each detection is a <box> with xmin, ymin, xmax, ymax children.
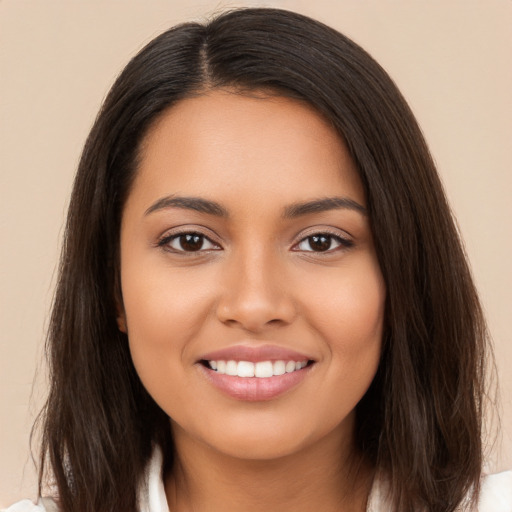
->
<box><xmin>37</xmin><ymin>8</ymin><xmax>490</xmax><ymax>511</ymax></box>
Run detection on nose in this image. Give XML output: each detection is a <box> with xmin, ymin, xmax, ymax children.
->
<box><xmin>216</xmin><ymin>248</ymin><xmax>296</xmax><ymax>333</ymax></box>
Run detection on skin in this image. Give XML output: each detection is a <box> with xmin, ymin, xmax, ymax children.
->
<box><xmin>118</xmin><ymin>89</ymin><xmax>386</xmax><ymax>512</ymax></box>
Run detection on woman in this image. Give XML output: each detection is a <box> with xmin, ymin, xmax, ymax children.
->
<box><xmin>4</xmin><ymin>7</ymin><xmax>511</xmax><ymax>512</ymax></box>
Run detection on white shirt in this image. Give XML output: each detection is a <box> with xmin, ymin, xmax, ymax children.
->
<box><xmin>3</xmin><ymin>449</ymin><xmax>512</xmax><ymax>512</ymax></box>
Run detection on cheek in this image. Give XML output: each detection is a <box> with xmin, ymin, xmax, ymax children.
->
<box><xmin>301</xmin><ymin>255</ymin><xmax>385</xmax><ymax>387</ymax></box>
<box><xmin>306</xmin><ymin>256</ymin><xmax>385</xmax><ymax>343</ymax></box>
<box><xmin>122</xmin><ymin>257</ymin><xmax>213</xmax><ymax>334</ymax></box>
<box><xmin>330</xmin><ymin>276</ymin><xmax>384</xmax><ymax>350</ymax></box>
<box><xmin>120</xmin><ymin>257</ymin><xmax>216</xmax><ymax>385</ymax></box>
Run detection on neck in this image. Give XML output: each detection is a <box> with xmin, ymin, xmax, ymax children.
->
<box><xmin>165</xmin><ymin>422</ymin><xmax>374</xmax><ymax>512</ymax></box>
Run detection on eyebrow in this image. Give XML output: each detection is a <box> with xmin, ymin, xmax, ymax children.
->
<box><xmin>145</xmin><ymin>196</ymin><xmax>229</xmax><ymax>217</ymax></box>
<box><xmin>283</xmin><ymin>197</ymin><xmax>367</xmax><ymax>218</ymax></box>
<box><xmin>144</xmin><ymin>194</ymin><xmax>367</xmax><ymax>218</ymax></box>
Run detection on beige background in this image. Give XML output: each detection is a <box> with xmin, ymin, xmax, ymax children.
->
<box><xmin>1</xmin><ymin>0</ymin><xmax>511</xmax><ymax>506</ymax></box>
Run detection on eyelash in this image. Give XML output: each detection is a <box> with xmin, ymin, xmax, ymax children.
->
<box><xmin>157</xmin><ymin>230</ymin><xmax>353</xmax><ymax>255</ymax></box>
<box><xmin>292</xmin><ymin>232</ymin><xmax>354</xmax><ymax>253</ymax></box>
<box><xmin>157</xmin><ymin>231</ymin><xmax>221</xmax><ymax>254</ymax></box>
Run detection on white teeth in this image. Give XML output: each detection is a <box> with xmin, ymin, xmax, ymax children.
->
<box><xmin>255</xmin><ymin>361</ymin><xmax>273</xmax><ymax>378</ymax></box>
<box><xmin>237</xmin><ymin>361</ymin><xmax>255</xmax><ymax>377</ymax></box>
<box><xmin>273</xmin><ymin>360</ymin><xmax>286</xmax><ymax>376</ymax></box>
<box><xmin>208</xmin><ymin>359</ymin><xmax>309</xmax><ymax>377</ymax></box>
<box><xmin>226</xmin><ymin>360</ymin><xmax>238</xmax><ymax>376</ymax></box>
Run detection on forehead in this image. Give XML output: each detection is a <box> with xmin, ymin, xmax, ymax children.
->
<box><xmin>130</xmin><ymin>89</ymin><xmax>364</xmax><ymax>211</ymax></box>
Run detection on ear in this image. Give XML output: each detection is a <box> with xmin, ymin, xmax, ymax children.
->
<box><xmin>114</xmin><ymin>275</ymin><xmax>127</xmax><ymax>333</ymax></box>
<box><xmin>116</xmin><ymin>306</ymin><xmax>127</xmax><ymax>333</ymax></box>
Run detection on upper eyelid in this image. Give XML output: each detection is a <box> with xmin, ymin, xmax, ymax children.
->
<box><xmin>158</xmin><ymin>225</ymin><xmax>222</xmax><ymax>242</ymax></box>
<box><xmin>290</xmin><ymin>227</ymin><xmax>355</xmax><ymax>254</ymax></box>
<box><xmin>293</xmin><ymin>226</ymin><xmax>353</xmax><ymax>242</ymax></box>
<box><xmin>156</xmin><ymin>230</ymin><xmax>223</xmax><ymax>254</ymax></box>
<box><xmin>164</xmin><ymin>232</ymin><xmax>217</xmax><ymax>242</ymax></box>
<box><xmin>292</xmin><ymin>233</ymin><xmax>352</xmax><ymax>251</ymax></box>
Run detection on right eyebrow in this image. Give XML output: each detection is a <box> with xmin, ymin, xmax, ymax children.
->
<box><xmin>144</xmin><ymin>195</ymin><xmax>229</xmax><ymax>217</ymax></box>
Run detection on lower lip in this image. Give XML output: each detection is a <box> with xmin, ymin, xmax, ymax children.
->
<box><xmin>198</xmin><ymin>364</ymin><xmax>313</xmax><ymax>401</ymax></box>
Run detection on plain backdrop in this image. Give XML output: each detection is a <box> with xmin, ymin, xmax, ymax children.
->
<box><xmin>1</xmin><ymin>0</ymin><xmax>511</xmax><ymax>506</ymax></box>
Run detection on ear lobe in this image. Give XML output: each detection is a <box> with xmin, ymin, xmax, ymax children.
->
<box><xmin>114</xmin><ymin>284</ymin><xmax>128</xmax><ymax>333</ymax></box>
<box><xmin>113</xmin><ymin>269</ymin><xmax>127</xmax><ymax>333</ymax></box>
<box><xmin>116</xmin><ymin>309</ymin><xmax>127</xmax><ymax>333</ymax></box>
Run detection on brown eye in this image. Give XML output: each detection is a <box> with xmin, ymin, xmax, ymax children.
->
<box><xmin>307</xmin><ymin>235</ymin><xmax>331</xmax><ymax>252</ymax></box>
<box><xmin>178</xmin><ymin>234</ymin><xmax>204</xmax><ymax>251</ymax></box>
<box><xmin>160</xmin><ymin>232</ymin><xmax>220</xmax><ymax>252</ymax></box>
<box><xmin>295</xmin><ymin>233</ymin><xmax>353</xmax><ymax>253</ymax></box>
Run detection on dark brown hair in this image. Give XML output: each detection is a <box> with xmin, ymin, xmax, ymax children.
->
<box><xmin>37</xmin><ymin>8</ymin><xmax>490</xmax><ymax>512</ymax></box>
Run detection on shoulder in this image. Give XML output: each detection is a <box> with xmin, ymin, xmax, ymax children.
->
<box><xmin>1</xmin><ymin>501</ymin><xmax>43</xmax><ymax>512</ymax></box>
<box><xmin>368</xmin><ymin>470</ymin><xmax>512</xmax><ymax>511</ymax></box>
<box><xmin>1</xmin><ymin>498</ymin><xmax>57</xmax><ymax>512</ymax></box>
<box><xmin>478</xmin><ymin>470</ymin><xmax>512</xmax><ymax>511</ymax></box>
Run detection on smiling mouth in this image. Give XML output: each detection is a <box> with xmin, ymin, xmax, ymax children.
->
<box><xmin>198</xmin><ymin>357</ymin><xmax>315</xmax><ymax>401</ymax></box>
<box><xmin>201</xmin><ymin>359</ymin><xmax>311</xmax><ymax>378</ymax></box>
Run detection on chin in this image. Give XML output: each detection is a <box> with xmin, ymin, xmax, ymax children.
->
<box><xmin>185</xmin><ymin>412</ymin><xmax>343</xmax><ymax>462</ymax></box>
<box><xmin>210</xmin><ymin>432</ymin><xmax>310</xmax><ymax>461</ymax></box>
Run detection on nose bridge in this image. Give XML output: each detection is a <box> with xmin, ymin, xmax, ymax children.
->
<box><xmin>216</xmin><ymin>242</ymin><xmax>295</xmax><ymax>331</ymax></box>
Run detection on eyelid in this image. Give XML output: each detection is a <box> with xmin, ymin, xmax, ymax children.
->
<box><xmin>154</xmin><ymin>225</ymin><xmax>353</xmax><ymax>254</ymax></box>
<box><xmin>156</xmin><ymin>226</ymin><xmax>223</xmax><ymax>253</ymax></box>
<box><xmin>291</xmin><ymin>227</ymin><xmax>354</xmax><ymax>252</ymax></box>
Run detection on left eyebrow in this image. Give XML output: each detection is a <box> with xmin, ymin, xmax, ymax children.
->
<box><xmin>283</xmin><ymin>197</ymin><xmax>367</xmax><ymax>218</ymax></box>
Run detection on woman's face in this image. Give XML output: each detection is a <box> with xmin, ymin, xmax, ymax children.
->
<box><xmin>118</xmin><ymin>90</ymin><xmax>385</xmax><ymax>460</ymax></box>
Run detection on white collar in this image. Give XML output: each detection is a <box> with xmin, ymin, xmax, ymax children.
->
<box><xmin>139</xmin><ymin>447</ymin><xmax>170</xmax><ymax>512</ymax></box>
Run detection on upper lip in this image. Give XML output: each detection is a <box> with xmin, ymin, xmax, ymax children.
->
<box><xmin>199</xmin><ymin>344</ymin><xmax>314</xmax><ymax>363</ymax></box>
